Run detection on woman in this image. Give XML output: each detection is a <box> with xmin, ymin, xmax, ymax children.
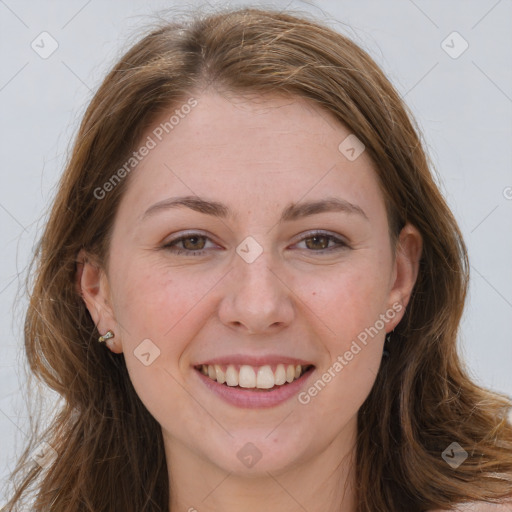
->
<box><xmin>5</xmin><ymin>6</ymin><xmax>512</xmax><ymax>512</ymax></box>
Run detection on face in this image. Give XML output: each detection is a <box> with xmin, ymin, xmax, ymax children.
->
<box><xmin>81</xmin><ymin>90</ymin><xmax>421</xmax><ymax>478</ymax></box>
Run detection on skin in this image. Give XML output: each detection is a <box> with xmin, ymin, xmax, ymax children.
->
<box><xmin>80</xmin><ymin>89</ymin><xmax>423</xmax><ymax>512</ymax></box>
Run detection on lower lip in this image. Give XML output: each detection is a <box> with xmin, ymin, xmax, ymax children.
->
<box><xmin>194</xmin><ymin>367</ymin><xmax>315</xmax><ymax>409</ymax></box>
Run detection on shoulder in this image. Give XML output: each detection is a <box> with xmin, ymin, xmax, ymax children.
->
<box><xmin>430</xmin><ymin>502</ymin><xmax>512</xmax><ymax>512</ymax></box>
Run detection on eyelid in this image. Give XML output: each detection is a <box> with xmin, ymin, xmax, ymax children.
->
<box><xmin>163</xmin><ymin>229</ymin><xmax>211</xmax><ymax>241</ymax></box>
<box><xmin>162</xmin><ymin>229</ymin><xmax>349</xmax><ymax>255</ymax></box>
<box><xmin>293</xmin><ymin>229</ymin><xmax>348</xmax><ymax>246</ymax></box>
<box><xmin>162</xmin><ymin>230</ymin><xmax>219</xmax><ymax>248</ymax></box>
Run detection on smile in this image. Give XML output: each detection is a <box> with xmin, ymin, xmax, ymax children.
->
<box><xmin>193</xmin><ymin>360</ymin><xmax>315</xmax><ymax>408</ymax></box>
<box><xmin>196</xmin><ymin>363</ymin><xmax>313</xmax><ymax>389</ymax></box>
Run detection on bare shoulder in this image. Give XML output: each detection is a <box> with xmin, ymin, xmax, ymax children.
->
<box><xmin>430</xmin><ymin>501</ymin><xmax>512</xmax><ymax>512</ymax></box>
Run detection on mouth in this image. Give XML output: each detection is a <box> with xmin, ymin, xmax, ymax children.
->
<box><xmin>193</xmin><ymin>363</ymin><xmax>315</xmax><ymax>392</ymax></box>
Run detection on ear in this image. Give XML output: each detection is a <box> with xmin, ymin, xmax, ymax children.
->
<box><xmin>76</xmin><ymin>249</ymin><xmax>123</xmax><ymax>354</ymax></box>
<box><xmin>385</xmin><ymin>223</ymin><xmax>423</xmax><ymax>331</ymax></box>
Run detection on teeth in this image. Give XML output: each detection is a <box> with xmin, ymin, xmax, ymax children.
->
<box><xmin>274</xmin><ymin>364</ymin><xmax>286</xmax><ymax>385</ymax></box>
<box><xmin>215</xmin><ymin>364</ymin><xmax>226</xmax><ymax>384</ymax></box>
<box><xmin>199</xmin><ymin>363</ymin><xmax>307</xmax><ymax>389</ymax></box>
<box><xmin>256</xmin><ymin>365</ymin><xmax>275</xmax><ymax>389</ymax></box>
<box><xmin>239</xmin><ymin>365</ymin><xmax>256</xmax><ymax>388</ymax></box>
<box><xmin>225</xmin><ymin>365</ymin><xmax>238</xmax><ymax>387</ymax></box>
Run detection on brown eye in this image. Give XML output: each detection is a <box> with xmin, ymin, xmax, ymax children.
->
<box><xmin>296</xmin><ymin>232</ymin><xmax>347</xmax><ymax>253</ymax></box>
<box><xmin>162</xmin><ymin>233</ymin><xmax>215</xmax><ymax>255</ymax></box>
<box><xmin>304</xmin><ymin>235</ymin><xmax>331</xmax><ymax>250</ymax></box>
<box><xmin>181</xmin><ymin>235</ymin><xmax>207</xmax><ymax>250</ymax></box>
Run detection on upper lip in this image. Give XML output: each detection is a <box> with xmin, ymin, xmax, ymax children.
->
<box><xmin>194</xmin><ymin>355</ymin><xmax>315</xmax><ymax>367</ymax></box>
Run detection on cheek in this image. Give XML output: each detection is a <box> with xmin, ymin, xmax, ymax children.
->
<box><xmin>110</xmin><ymin>255</ymin><xmax>215</xmax><ymax>340</ymax></box>
<box><xmin>301</xmin><ymin>253</ymin><xmax>392</xmax><ymax>337</ymax></box>
<box><xmin>109</xmin><ymin>257</ymin><xmax>230</xmax><ymax>399</ymax></box>
<box><xmin>109</xmin><ymin>260</ymin><xmax>211</xmax><ymax>424</ymax></box>
<box><xmin>297</xmin><ymin>269</ymin><xmax>387</xmax><ymax>419</ymax></box>
<box><xmin>297</xmin><ymin>252</ymin><xmax>391</xmax><ymax>402</ymax></box>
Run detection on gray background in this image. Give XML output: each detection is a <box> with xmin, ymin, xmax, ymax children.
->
<box><xmin>1</xmin><ymin>0</ymin><xmax>511</xmax><ymax>502</ymax></box>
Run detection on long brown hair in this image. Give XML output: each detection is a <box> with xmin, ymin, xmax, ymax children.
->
<box><xmin>5</xmin><ymin>5</ymin><xmax>512</xmax><ymax>511</ymax></box>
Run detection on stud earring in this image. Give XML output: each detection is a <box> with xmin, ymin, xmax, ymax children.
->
<box><xmin>98</xmin><ymin>330</ymin><xmax>114</xmax><ymax>343</ymax></box>
<box><xmin>383</xmin><ymin>331</ymin><xmax>393</xmax><ymax>358</ymax></box>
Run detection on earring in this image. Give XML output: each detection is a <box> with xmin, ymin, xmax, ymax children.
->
<box><xmin>383</xmin><ymin>331</ymin><xmax>393</xmax><ymax>358</ymax></box>
<box><xmin>98</xmin><ymin>330</ymin><xmax>114</xmax><ymax>343</ymax></box>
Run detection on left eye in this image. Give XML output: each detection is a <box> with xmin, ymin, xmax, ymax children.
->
<box><xmin>162</xmin><ymin>234</ymin><xmax>213</xmax><ymax>254</ymax></box>
<box><xmin>295</xmin><ymin>232</ymin><xmax>346</xmax><ymax>251</ymax></box>
<box><xmin>162</xmin><ymin>231</ymin><xmax>347</xmax><ymax>256</ymax></box>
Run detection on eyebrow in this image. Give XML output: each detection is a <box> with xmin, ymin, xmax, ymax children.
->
<box><xmin>141</xmin><ymin>195</ymin><xmax>368</xmax><ymax>222</ymax></box>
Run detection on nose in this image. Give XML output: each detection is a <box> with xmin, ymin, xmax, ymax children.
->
<box><xmin>218</xmin><ymin>249</ymin><xmax>295</xmax><ymax>335</ymax></box>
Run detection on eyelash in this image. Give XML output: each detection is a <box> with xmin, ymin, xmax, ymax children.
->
<box><xmin>161</xmin><ymin>230</ymin><xmax>348</xmax><ymax>256</ymax></box>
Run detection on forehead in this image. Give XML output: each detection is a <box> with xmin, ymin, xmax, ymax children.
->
<box><xmin>116</xmin><ymin>91</ymin><xmax>385</xmax><ymax>223</ymax></box>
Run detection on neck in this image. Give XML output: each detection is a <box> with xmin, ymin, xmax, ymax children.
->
<box><xmin>165</xmin><ymin>429</ymin><xmax>357</xmax><ymax>512</ymax></box>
